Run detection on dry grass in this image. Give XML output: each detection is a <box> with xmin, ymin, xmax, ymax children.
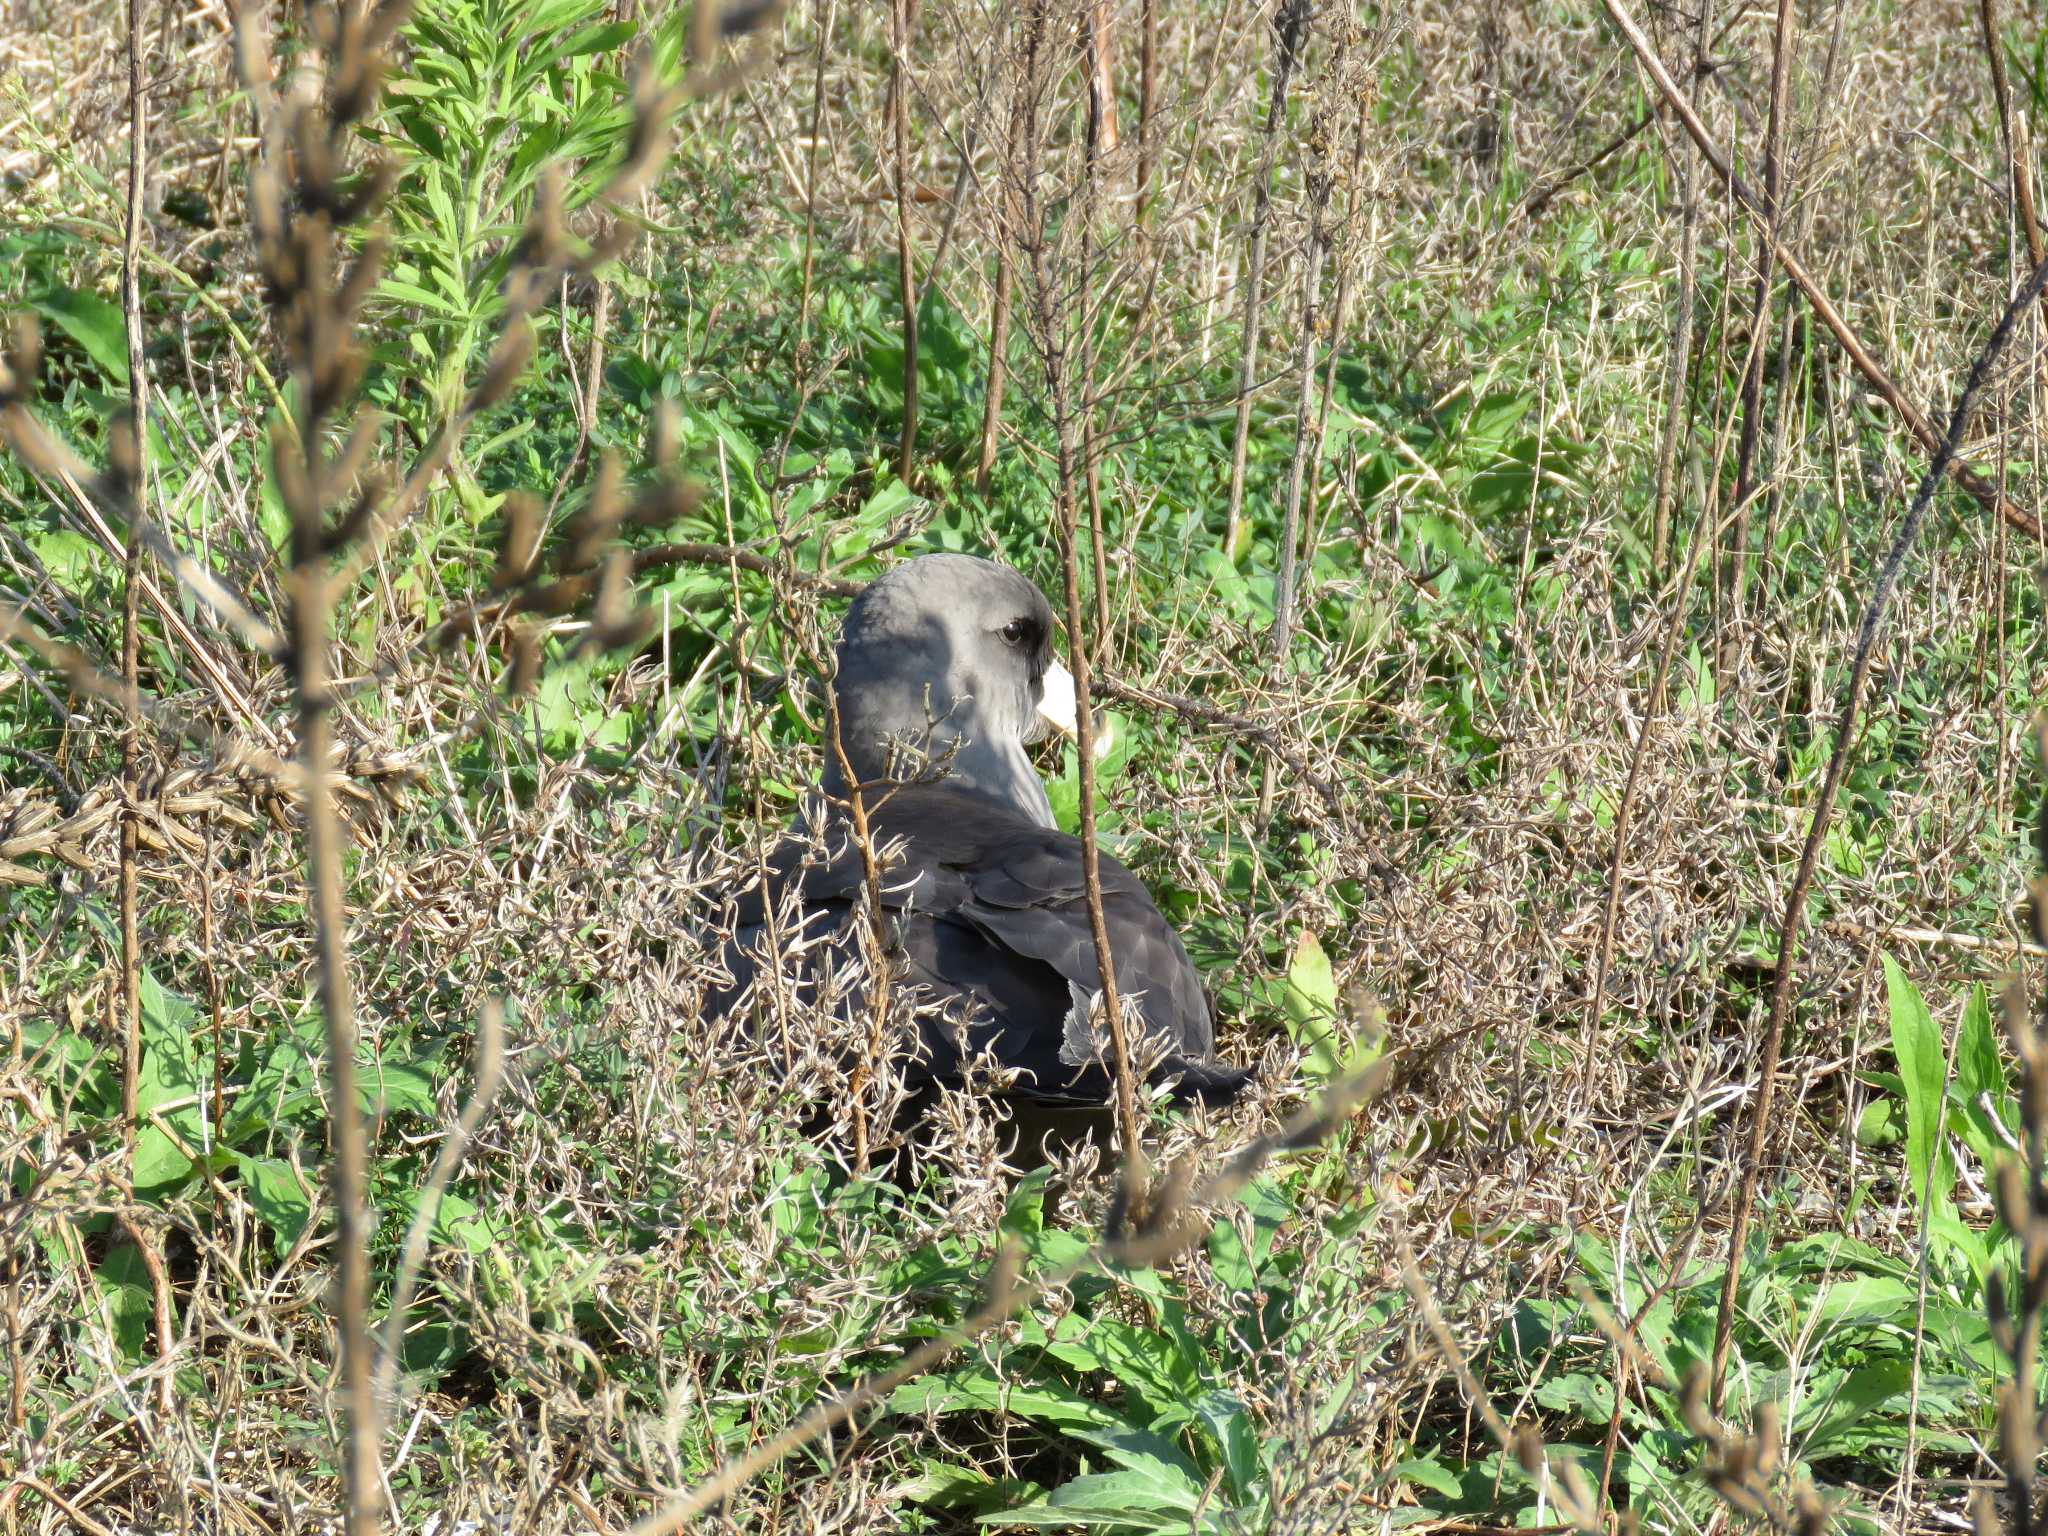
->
<box><xmin>2</xmin><ymin>0</ymin><xmax>2047</xmax><ymax>1530</ymax></box>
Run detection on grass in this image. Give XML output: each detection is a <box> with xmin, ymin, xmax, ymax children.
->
<box><xmin>2</xmin><ymin>0</ymin><xmax>2047</xmax><ymax>1530</ymax></box>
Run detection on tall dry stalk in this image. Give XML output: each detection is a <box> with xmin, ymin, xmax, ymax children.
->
<box><xmin>1135</xmin><ymin>0</ymin><xmax>1158</xmax><ymax>211</ymax></box>
<box><xmin>1650</xmin><ymin>0</ymin><xmax>1710</xmax><ymax>571</ymax></box>
<box><xmin>1010</xmin><ymin>0</ymin><xmax>1141</xmax><ymax>1161</ymax></box>
<box><xmin>238</xmin><ymin>9</ymin><xmax>414</xmax><ymax>1522</ymax></box>
<box><xmin>976</xmin><ymin>37</ymin><xmax>1026</xmax><ymax>495</ymax></box>
<box><xmin>1979</xmin><ymin>0</ymin><xmax>2046</xmax><ymax>271</ymax></box>
<box><xmin>891</xmin><ymin>0</ymin><xmax>919</xmax><ymax>484</ymax></box>
<box><xmin>1258</xmin><ymin>102</ymin><xmax>1334</xmax><ymax>823</ymax></box>
<box><xmin>1707</xmin><ymin>250</ymin><xmax>2048</xmax><ymax>1411</ymax></box>
<box><xmin>1723</xmin><ymin>0</ymin><xmax>1799</xmax><ymax>654</ymax></box>
<box><xmin>116</xmin><ymin>0</ymin><xmax>177</xmax><ymax>1429</ymax></box>
<box><xmin>1222</xmin><ymin>0</ymin><xmax>1310</xmax><ymax>562</ymax></box>
<box><xmin>117</xmin><ymin>0</ymin><xmax>148</xmax><ymax>1150</ymax></box>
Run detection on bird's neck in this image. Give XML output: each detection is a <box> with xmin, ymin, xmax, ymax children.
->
<box><xmin>822</xmin><ymin>733</ymin><xmax>1054</xmax><ymax>829</ymax></box>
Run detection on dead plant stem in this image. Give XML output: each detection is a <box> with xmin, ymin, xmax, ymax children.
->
<box><xmin>1222</xmin><ymin>0</ymin><xmax>1310</xmax><ymax>561</ymax></box>
<box><xmin>891</xmin><ymin>0</ymin><xmax>918</xmax><ymax>485</ymax></box>
<box><xmin>1602</xmin><ymin>0</ymin><xmax>2044</xmax><ymax>540</ymax></box>
<box><xmin>1707</xmin><ymin>251</ymin><xmax>2048</xmax><ymax>1411</ymax></box>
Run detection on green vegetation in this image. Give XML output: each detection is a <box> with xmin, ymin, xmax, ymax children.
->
<box><xmin>3</xmin><ymin>0</ymin><xmax>2047</xmax><ymax>1529</ymax></box>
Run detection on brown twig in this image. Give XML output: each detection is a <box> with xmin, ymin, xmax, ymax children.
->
<box><xmin>1650</xmin><ymin>0</ymin><xmax>1712</xmax><ymax>571</ymax></box>
<box><xmin>375</xmin><ymin>1002</ymin><xmax>505</xmax><ymax>1405</ymax></box>
<box><xmin>976</xmin><ymin>31</ymin><xmax>1026</xmax><ymax>495</ymax></box>
<box><xmin>1979</xmin><ymin>0</ymin><xmax>2046</xmax><ymax>271</ymax></box>
<box><xmin>890</xmin><ymin>0</ymin><xmax>918</xmax><ymax>486</ymax></box>
<box><xmin>1708</xmin><ymin>250</ymin><xmax>2048</xmax><ymax>1411</ymax></box>
<box><xmin>1724</xmin><ymin>0</ymin><xmax>1801</xmax><ymax>658</ymax></box>
<box><xmin>116</xmin><ymin>0</ymin><xmax>167</xmax><ymax>1429</ymax></box>
<box><xmin>1601</xmin><ymin>0</ymin><xmax>2045</xmax><ymax>541</ymax></box>
<box><xmin>1221</xmin><ymin>0</ymin><xmax>1310</xmax><ymax>563</ymax></box>
<box><xmin>795</xmin><ymin>0</ymin><xmax>834</xmax><ymax>347</ymax></box>
<box><xmin>1259</xmin><ymin>79</ymin><xmax>1336</xmax><ymax>824</ymax></box>
<box><xmin>117</xmin><ymin>0</ymin><xmax>148</xmax><ymax>1167</ymax></box>
<box><xmin>1135</xmin><ymin>0</ymin><xmax>1158</xmax><ymax>211</ymax></box>
<box><xmin>1014</xmin><ymin>0</ymin><xmax>1141</xmax><ymax>1167</ymax></box>
<box><xmin>629</xmin><ymin>1065</ymin><xmax>1386</xmax><ymax>1534</ymax></box>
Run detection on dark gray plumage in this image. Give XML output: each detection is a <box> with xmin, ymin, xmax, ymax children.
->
<box><xmin>713</xmin><ymin>554</ymin><xmax>1252</xmax><ymax>1114</ymax></box>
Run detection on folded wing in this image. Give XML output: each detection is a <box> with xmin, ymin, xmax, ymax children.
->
<box><xmin>712</xmin><ymin>784</ymin><xmax>1249</xmax><ymax>1107</ymax></box>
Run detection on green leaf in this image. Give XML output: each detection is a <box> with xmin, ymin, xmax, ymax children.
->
<box><xmin>1068</xmin><ymin>1419</ymin><xmax>1207</xmax><ymax>1498</ymax></box>
<box><xmin>1392</xmin><ymin>1454</ymin><xmax>1464</xmax><ymax>1499</ymax></box>
<box><xmin>27</xmin><ymin>527</ymin><xmax>101</xmax><ymax>584</ymax></box>
<box><xmin>1207</xmin><ymin>1218</ymin><xmax>1255</xmax><ymax>1292</ymax></box>
<box><xmin>1193</xmin><ymin>1389</ymin><xmax>1263</xmax><ymax>1500</ymax></box>
<box><xmin>93</xmin><ymin>1242</ymin><xmax>154</xmax><ymax>1362</ymax></box>
<box><xmin>892</xmin><ymin>1368</ymin><xmax>1132</xmax><ymax>1436</ymax></box>
<box><xmin>1281</xmin><ymin>931</ymin><xmax>1361</xmax><ymax>1084</ymax></box>
<box><xmin>1952</xmin><ymin>982</ymin><xmax>2016</xmax><ymax>1171</ymax></box>
<box><xmin>32</xmin><ymin>286</ymin><xmax>128</xmax><ymax>383</ymax></box>
<box><xmin>1534</xmin><ymin>1371</ymin><xmax>1615</xmax><ymax>1424</ymax></box>
<box><xmin>236</xmin><ymin>1155</ymin><xmax>314</xmax><ymax>1254</ymax></box>
<box><xmin>362</xmin><ymin>1057</ymin><xmax>436</xmax><ymax>1119</ymax></box>
<box><xmin>389</xmin><ymin>1186</ymin><xmax>499</xmax><ymax>1254</ymax></box>
<box><xmin>1793</xmin><ymin>1361</ymin><xmax>1914</xmax><ymax>1457</ymax></box>
<box><xmin>1806</xmin><ymin>1273</ymin><xmax>1915</xmax><ymax>1331</ymax></box>
<box><xmin>132</xmin><ymin>1123</ymin><xmax>195</xmax><ymax>1199</ymax></box>
<box><xmin>890</xmin><ymin>1459</ymin><xmax>1048</xmax><ymax>1513</ymax></box>
<box><xmin>1884</xmin><ymin>955</ymin><xmax>1953</xmax><ymax>1214</ymax></box>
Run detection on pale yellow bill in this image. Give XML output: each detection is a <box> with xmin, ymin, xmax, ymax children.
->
<box><xmin>1036</xmin><ymin>659</ymin><xmax>1113</xmax><ymax>759</ymax></box>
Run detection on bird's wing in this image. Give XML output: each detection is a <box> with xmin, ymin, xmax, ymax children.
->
<box><xmin>951</xmin><ymin>825</ymin><xmax>1218</xmax><ymax>1064</ymax></box>
<box><xmin>711</xmin><ymin>786</ymin><xmax>1249</xmax><ymax>1106</ymax></box>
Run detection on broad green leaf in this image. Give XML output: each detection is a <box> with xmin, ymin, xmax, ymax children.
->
<box><xmin>236</xmin><ymin>1154</ymin><xmax>314</xmax><ymax>1254</ymax></box>
<box><xmin>1806</xmin><ymin>1274</ymin><xmax>1915</xmax><ymax>1331</ymax></box>
<box><xmin>892</xmin><ymin>1368</ymin><xmax>1131</xmax><ymax>1436</ymax></box>
<box><xmin>1281</xmin><ymin>930</ymin><xmax>1347</xmax><ymax>1084</ymax></box>
<box><xmin>93</xmin><ymin>1243</ymin><xmax>154</xmax><ymax>1362</ymax></box>
<box><xmin>389</xmin><ymin>1186</ymin><xmax>499</xmax><ymax>1254</ymax></box>
<box><xmin>889</xmin><ymin>1459</ymin><xmax>1048</xmax><ymax>1513</ymax></box>
<box><xmin>1068</xmin><ymin>1420</ymin><xmax>1207</xmax><ymax>1497</ymax></box>
<box><xmin>1884</xmin><ymin>955</ymin><xmax>1952</xmax><ymax>1213</ymax></box>
<box><xmin>363</xmin><ymin>1058</ymin><xmax>437</xmax><ymax>1119</ymax></box>
<box><xmin>1208</xmin><ymin>1218</ymin><xmax>1255</xmax><ymax>1292</ymax></box>
<box><xmin>1193</xmin><ymin>1389</ymin><xmax>1262</xmax><ymax>1500</ymax></box>
<box><xmin>1793</xmin><ymin>1361</ymin><xmax>1914</xmax><ymax>1457</ymax></box>
<box><xmin>32</xmin><ymin>286</ymin><xmax>128</xmax><ymax>382</ymax></box>
<box><xmin>1534</xmin><ymin>1371</ymin><xmax>1615</xmax><ymax>1424</ymax></box>
<box><xmin>132</xmin><ymin>1124</ymin><xmax>195</xmax><ymax>1200</ymax></box>
<box><xmin>1952</xmin><ymin>982</ymin><xmax>2016</xmax><ymax>1171</ymax></box>
<box><xmin>1000</xmin><ymin>1167</ymin><xmax>1050</xmax><ymax>1239</ymax></box>
<box><xmin>1392</xmin><ymin>1454</ymin><xmax>1463</xmax><ymax>1499</ymax></box>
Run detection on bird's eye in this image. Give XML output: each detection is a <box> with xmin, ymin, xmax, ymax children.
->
<box><xmin>1001</xmin><ymin>617</ymin><xmax>1032</xmax><ymax>647</ymax></box>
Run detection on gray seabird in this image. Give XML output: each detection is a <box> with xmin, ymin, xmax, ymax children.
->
<box><xmin>713</xmin><ymin>553</ymin><xmax>1252</xmax><ymax>1127</ymax></box>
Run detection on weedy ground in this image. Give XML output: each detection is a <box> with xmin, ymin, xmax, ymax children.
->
<box><xmin>2</xmin><ymin>0</ymin><xmax>2046</xmax><ymax>1531</ymax></box>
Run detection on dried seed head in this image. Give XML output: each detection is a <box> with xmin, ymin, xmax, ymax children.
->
<box><xmin>1</xmin><ymin>314</ymin><xmax>41</xmax><ymax>405</ymax></box>
<box><xmin>507</xmin><ymin>624</ymin><xmax>543</xmax><ymax>698</ymax></box>
<box><xmin>494</xmin><ymin>493</ymin><xmax>542</xmax><ymax>592</ymax></box>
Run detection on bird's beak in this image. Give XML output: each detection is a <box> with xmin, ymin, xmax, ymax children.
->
<box><xmin>1036</xmin><ymin>659</ymin><xmax>1113</xmax><ymax>759</ymax></box>
<box><xmin>1038</xmin><ymin>659</ymin><xmax>1079</xmax><ymax>737</ymax></box>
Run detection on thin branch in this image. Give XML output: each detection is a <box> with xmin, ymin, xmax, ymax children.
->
<box><xmin>1222</xmin><ymin>0</ymin><xmax>1311</xmax><ymax>561</ymax></box>
<box><xmin>890</xmin><ymin>0</ymin><xmax>919</xmax><ymax>485</ymax></box>
<box><xmin>1707</xmin><ymin>250</ymin><xmax>2048</xmax><ymax>1411</ymax></box>
<box><xmin>375</xmin><ymin>1002</ymin><xmax>506</xmax><ymax>1405</ymax></box>
<box><xmin>1602</xmin><ymin>0</ymin><xmax>2045</xmax><ymax>540</ymax></box>
<box><xmin>629</xmin><ymin>1065</ymin><xmax>1386</xmax><ymax>1535</ymax></box>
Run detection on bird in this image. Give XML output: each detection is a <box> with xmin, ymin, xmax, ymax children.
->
<box><xmin>710</xmin><ymin>553</ymin><xmax>1252</xmax><ymax>1154</ymax></box>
